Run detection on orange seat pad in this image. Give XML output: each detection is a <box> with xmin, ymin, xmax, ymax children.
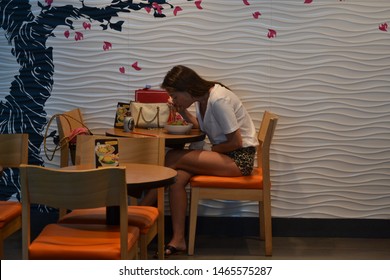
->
<box><xmin>59</xmin><ymin>206</ymin><xmax>158</xmax><ymax>234</ymax></box>
<box><xmin>29</xmin><ymin>224</ymin><xmax>139</xmax><ymax>260</ymax></box>
<box><xmin>190</xmin><ymin>168</ymin><xmax>263</xmax><ymax>189</ymax></box>
<box><xmin>0</xmin><ymin>201</ymin><xmax>22</xmax><ymax>228</ymax></box>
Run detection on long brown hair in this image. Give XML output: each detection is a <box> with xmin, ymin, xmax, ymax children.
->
<box><xmin>161</xmin><ymin>65</ymin><xmax>228</xmax><ymax>97</ymax></box>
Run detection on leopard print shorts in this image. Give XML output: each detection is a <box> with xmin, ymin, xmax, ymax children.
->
<box><xmin>224</xmin><ymin>146</ymin><xmax>256</xmax><ymax>176</ymax></box>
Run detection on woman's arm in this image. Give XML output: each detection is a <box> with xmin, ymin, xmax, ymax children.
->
<box><xmin>211</xmin><ymin>129</ymin><xmax>243</xmax><ymax>153</ymax></box>
<box><xmin>178</xmin><ymin>108</ymin><xmax>200</xmax><ymax>128</ymax></box>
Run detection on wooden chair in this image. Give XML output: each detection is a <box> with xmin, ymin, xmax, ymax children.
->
<box><xmin>0</xmin><ymin>133</ymin><xmax>28</xmax><ymax>259</ymax></box>
<box><xmin>58</xmin><ymin>135</ymin><xmax>166</xmax><ymax>259</ymax></box>
<box><xmin>188</xmin><ymin>111</ymin><xmax>279</xmax><ymax>256</ymax></box>
<box><xmin>56</xmin><ymin>108</ymin><xmax>90</xmax><ymax>167</ymax></box>
<box><xmin>20</xmin><ymin>164</ymin><xmax>139</xmax><ymax>259</ymax></box>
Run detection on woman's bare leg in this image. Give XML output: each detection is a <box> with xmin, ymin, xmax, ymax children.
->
<box><xmin>165</xmin><ymin>149</ymin><xmax>241</xmax><ymax>253</ymax></box>
<box><xmin>139</xmin><ymin>189</ymin><xmax>157</xmax><ymax>206</ymax></box>
<box><xmin>166</xmin><ymin>149</ymin><xmax>241</xmax><ymax>176</ymax></box>
<box><xmin>167</xmin><ymin>169</ymin><xmax>192</xmax><ymax>252</ymax></box>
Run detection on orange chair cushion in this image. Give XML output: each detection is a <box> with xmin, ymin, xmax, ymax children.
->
<box><xmin>59</xmin><ymin>206</ymin><xmax>158</xmax><ymax>234</ymax></box>
<box><xmin>0</xmin><ymin>201</ymin><xmax>22</xmax><ymax>228</ymax></box>
<box><xmin>190</xmin><ymin>168</ymin><xmax>263</xmax><ymax>189</ymax></box>
<box><xmin>29</xmin><ymin>224</ymin><xmax>139</xmax><ymax>260</ymax></box>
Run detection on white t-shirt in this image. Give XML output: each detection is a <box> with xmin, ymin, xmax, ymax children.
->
<box><xmin>196</xmin><ymin>84</ymin><xmax>258</xmax><ymax>148</ymax></box>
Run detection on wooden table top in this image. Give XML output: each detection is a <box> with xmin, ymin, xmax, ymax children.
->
<box><xmin>105</xmin><ymin>127</ymin><xmax>205</xmax><ymax>146</ymax></box>
<box><xmin>63</xmin><ymin>163</ymin><xmax>177</xmax><ymax>197</ymax></box>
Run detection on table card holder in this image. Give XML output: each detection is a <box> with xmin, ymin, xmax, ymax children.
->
<box><xmin>94</xmin><ymin>139</ymin><xmax>119</xmax><ymax>168</ymax></box>
<box><xmin>114</xmin><ymin>102</ymin><xmax>130</xmax><ymax>128</ymax></box>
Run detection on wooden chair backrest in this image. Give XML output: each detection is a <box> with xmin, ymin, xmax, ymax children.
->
<box><xmin>56</xmin><ymin>108</ymin><xmax>85</xmax><ymax>140</ymax></box>
<box><xmin>56</xmin><ymin>108</ymin><xmax>88</xmax><ymax>167</ymax></box>
<box><xmin>20</xmin><ymin>164</ymin><xmax>129</xmax><ymax>259</ymax></box>
<box><xmin>256</xmin><ymin>111</ymin><xmax>279</xmax><ymax>185</ymax></box>
<box><xmin>0</xmin><ymin>134</ymin><xmax>29</xmax><ymax>167</ymax></box>
<box><xmin>75</xmin><ymin>135</ymin><xmax>165</xmax><ymax>167</ymax></box>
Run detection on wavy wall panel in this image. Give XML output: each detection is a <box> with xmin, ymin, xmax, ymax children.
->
<box><xmin>1</xmin><ymin>0</ymin><xmax>390</xmax><ymax>218</ymax></box>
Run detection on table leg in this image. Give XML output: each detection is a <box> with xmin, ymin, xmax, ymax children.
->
<box><xmin>106</xmin><ymin>206</ymin><xmax>120</xmax><ymax>225</ymax></box>
<box><xmin>157</xmin><ymin>187</ymin><xmax>165</xmax><ymax>260</ymax></box>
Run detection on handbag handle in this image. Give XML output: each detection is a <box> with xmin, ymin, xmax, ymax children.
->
<box><xmin>135</xmin><ymin>106</ymin><xmax>160</xmax><ymax>127</ymax></box>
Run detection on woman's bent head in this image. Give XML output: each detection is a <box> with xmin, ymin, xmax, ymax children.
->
<box><xmin>162</xmin><ymin>65</ymin><xmax>215</xmax><ymax>98</ymax></box>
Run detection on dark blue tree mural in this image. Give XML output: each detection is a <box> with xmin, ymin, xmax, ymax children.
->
<box><xmin>0</xmin><ymin>0</ymin><xmax>182</xmax><ymax>201</ymax></box>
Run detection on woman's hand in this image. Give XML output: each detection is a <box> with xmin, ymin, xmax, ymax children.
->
<box><xmin>176</xmin><ymin>108</ymin><xmax>199</xmax><ymax>129</ymax></box>
<box><xmin>211</xmin><ymin>129</ymin><xmax>242</xmax><ymax>153</ymax></box>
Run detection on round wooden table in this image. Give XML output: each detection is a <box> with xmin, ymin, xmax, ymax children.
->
<box><xmin>105</xmin><ymin>127</ymin><xmax>205</xmax><ymax>147</ymax></box>
<box><xmin>64</xmin><ymin>163</ymin><xmax>177</xmax><ymax>197</ymax></box>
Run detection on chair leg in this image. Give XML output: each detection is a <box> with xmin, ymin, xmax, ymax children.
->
<box><xmin>259</xmin><ymin>202</ymin><xmax>265</xmax><ymax>240</ymax></box>
<box><xmin>157</xmin><ymin>187</ymin><xmax>165</xmax><ymax>260</ymax></box>
<box><xmin>188</xmin><ymin>187</ymin><xmax>200</xmax><ymax>256</ymax></box>
<box><xmin>0</xmin><ymin>216</ymin><xmax>22</xmax><ymax>259</ymax></box>
<box><xmin>0</xmin><ymin>238</ymin><xmax>3</xmax><ymax>260</ymax></box>
<box><xmin>139</xmin><ymin>234</ymin><xmax>148</xmax><ymax>260</ymax></box>
<box><xmin>129</xmin><ymin>240</ymin><xmax>139</xmax><ymax>260</ymax></box>
<box><xmin>262</xmin><ymin>199</ymin><xmax>272</xmax><ymax>256</ymax></box>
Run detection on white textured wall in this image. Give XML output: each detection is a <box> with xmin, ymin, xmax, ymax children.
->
<box><xmin>1</xmin><ymin>0</ymin><xmax>390</xmax><ymax>219</ymax></box>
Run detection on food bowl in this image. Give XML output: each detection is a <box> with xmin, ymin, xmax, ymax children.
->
<box><xmin>164</xmin><ymin>123</ymin><xmax>193</xmax><ymax>134</ymax></box>
<box><xmin>98</xmin><ymin>154</ymin><xmax>119</xmax><ymax>167</ymax></box>
<box><xmin>95</xmin><ymin>144</ymin><xmax>115</xmax><ymax>157</ymax></box>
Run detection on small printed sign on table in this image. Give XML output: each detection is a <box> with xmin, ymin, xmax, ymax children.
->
<box><xmin>114</xmin><ymin>102</ymin><xmax>130</xmax><ymax>128</ymax></box>
<box><xmin>94</xmin><ymin>139</ymin><xmax>119</xmax><ymax>168</ymax></box>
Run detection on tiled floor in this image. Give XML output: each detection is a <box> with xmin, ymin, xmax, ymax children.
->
<box><xmin>4</xmin><ymin>230</ymin><xmax>390</xmax><ymax>260</ymax></box>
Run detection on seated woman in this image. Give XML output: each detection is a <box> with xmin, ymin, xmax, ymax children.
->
<box><xmin>160</xmin><ymin>65</ymin><xmax>258</xmax><ymax>256</ymax></box>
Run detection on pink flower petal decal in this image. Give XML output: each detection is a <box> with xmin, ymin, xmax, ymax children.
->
<box><xmin>119</xmin><ymin>67</ymin><xmax>125</xmax><ymax>74</ymax></box>
<box><xmin>83</xmin><ymin>22</ymin><xmax>91</xmax><ymax>30</ymax></box>
<box><xmin>243</xmin><ymin>0</ymin><xmax>250</xmax><ymax>6</ymax></box>
<box><xmin>45</xmin><ymin>0</ymin><xmax>53</xmax><ymax>6</ymax></box>
<box><xmin>64</xmin><ymin>30</ymin><xmax>70</xmax><ymax>38</ymax></box>
<box><xmin>304</xmin><ymin>0</ymin><xmax>313</xmax><ymax>4</ymax></box>
<box><xmin>379</xmin><ymin>22</ymin><xmax>388</xmax><ymax>32</ymax></box>
<box><xmin>173</xmin><ymin>6</ymin><xmax>182</xmax><ymax>16</ymax></box>
<box><xmin>252</xmin><ymin>11</ymin><xmax>261</xmax><ymax>19</ymax></box>
<box><xmin>267</xmin><ymin>29</ymin><xmax>277</xmax><ymax>39</ymax></box>
<box><xmin>74</xmin><ymin>32</ymin><xmax>84</xmax><ymax>41</ymax></box>
<box><xmin>103</xmin><ymin>41</ymin><xmax>112</xmax><ymax>51</ymax></box>
<box><xmin>195</xmin><ymin>0</ymin><xmax>203</xmax><ymax>10</ymax></box>
<box><xmin>152</xmin><ymin>2</ymin><xmax>163</xmax><ymax>14</ymax></box>
<box><xmin>144</xmin><ymin>7</ymin><xmax>151</xmax><ymax>13</ymax></box>
<box><xmin>132</xmin><ymin>62</ymin><xmax>142</xmax><ymax>71</ymax></box>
